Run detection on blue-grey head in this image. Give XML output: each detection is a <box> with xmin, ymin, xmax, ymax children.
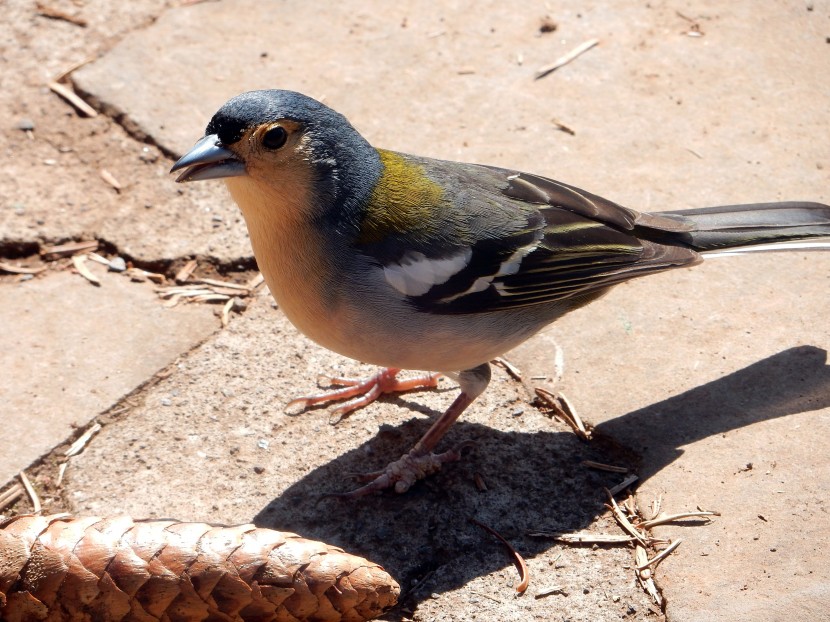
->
<box><xmin>171</xmin><ymin>90</ymin><xmax>381</xmax><ymax>225</ymax></box>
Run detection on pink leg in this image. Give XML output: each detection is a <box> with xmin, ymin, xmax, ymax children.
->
<box><xmin>336</xmin><ymin>363</ymin><xmax>492</xmax><ymax>498</ymax></box>
<box><xmin>286</xmin><ymin>367</ymin><xmax>441</xmax><ymax>421</ymax></box>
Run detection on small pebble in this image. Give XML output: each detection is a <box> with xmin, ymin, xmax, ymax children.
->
<box><xmin>257</xmin><ymin>438</ymin><xmax>270</xmax><ymax>450</ymax></box>
<box><xmin>16</xmin><ymin>118</ymin><xmax>35</xmax><ymax>131</ymax></box>
<box><xmin>108</xmin><ymin>256</ymin><xmax>127</xmax><ymax>272</ymax></box>
<box><xmin>253</xmin><ymin>465</ymin><xmax>265</xmax><ymax>474</ymax></box>
<box><xmin>160</xmin><ymin>398</ymin><xmax>172</xmax><ymax>407</ymax></box>
<box><xmin>139</xmin><ymin>147</ymin><xmax>158</xmax><ymax>163</ymax></box>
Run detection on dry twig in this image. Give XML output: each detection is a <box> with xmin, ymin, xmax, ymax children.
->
<box><xmin>0</xmin><ymin>262</ymin><xmax>47</xmax><ymax>275</ymax></box>
<box><xmin>535</xmin><ymin>585</ymin><xmax>566</xmax><ymax>599</ymax></box>
<box><xmin>18</xmin><ymin>471</ymin><xmax>41</xmax><ymax>513</ymax></box>
<box><xmin>640</xmin><ymin>510</ymin><xmax>719</xmax><ymax>529</ymax></box>
<box><xmin>99</xmin><ymin>169</ymin><xmax>122</xmax><ymax>192</ymax></box>
<box><xmin>55</xmin><ymin>462</ymin><xmax>68</xmax><ymax>487</ymax></box>
<box><xmin>247</xmin><ymin>272</ymin><xmax>265</xmax><ymax>289</ymax></box>
<box><xmin>635</xmin><ymin>543</ymin><xmax>662</xmax><ymax>604</ymax></box>
<box><xmin>606</xmin><ymin>490</ymin><xmax>647</xmax><ymax>545</ymax></box>
<box><xmin>582</xmin><ymin>460</ymin><xmax>628</xmax><ymax>473</ymax></box>
<box><xmin>41</xmin><ymin>240</ymin><xmax>98</xmax><ymax>259</ymax></box>
<box><xmin>608</xmin><ymin>474</ymin><xmax>639</xmax><ymax>496</ymax></box>
<box><xmin>48</xmin><ymin>81</ymin><xmax>97</xmax><ymax>117</ymax></box>
<box><xmin>221</xmin><ymin>297</ymin><xmax>234</xmax><ymax>327</ymax></box>
<box><xmin>492</xmin><ymin>357</ymin><xmax>522</xmax><ymax>381</ymax></box>
<box><xmin>535</xmin><ymin>387</ymin><xmax>592</xmax><ymax>439</ymax></box>
<box><xmin>535</xmin><ymin>38</ymin><xmax>600</xmax><ymax>80</ymax></box>
<box><xmin>548</xmin><ymin>490</ymin><xmax>716</xmax><ymax>607</ymax></box>
<box><xmin>196</xmin><ymin>278</ymin><xmax>251</xmax><ymax>291</ymax></box>
<box><xmin>551</xmin><ymin>119</ymin><xmax>575</xmax><ymax>135</ymax></box>
<box><xmin>529</xmin><ymin>531</ymin><xmax>635</xmax><ymax>544</ymax></box>
<box><xmin>64</xmin><ymin>423</ymin><xmax>102</xmax><ymax>458</ymax></box>
<box><xmin>0</xmin><ymin>485</ymin><xmax>24</xmax><ymax>513</ymax></box>
<box><xmin>175</xmin><ymin>259</ymin><xmax>198</xmax><ymax>283</ymax></box>
<box><xmin>636</xmin><ymin>539</ymin><xmax>683</xmax><ymax>571</ymax></box>
<box><xmin>36</xmin><ymin>2</ymin><xmax>87</xmax><ymax>26</ymax></box>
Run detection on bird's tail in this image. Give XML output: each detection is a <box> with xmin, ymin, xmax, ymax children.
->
<box><xmin>655</xmin><ymin>201</ymin><xmax>830</xmax><ymax>255</ymax></box>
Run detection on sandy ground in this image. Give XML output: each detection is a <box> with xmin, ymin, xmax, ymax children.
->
<box><xmin>2</xmin><ymin>2</ymin><xmax>829</xmax><ymax>621</ymax></box>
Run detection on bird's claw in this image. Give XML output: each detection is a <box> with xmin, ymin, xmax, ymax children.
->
<box><xmin>332</xmin><ymin>440</ymin><xmax>476</xmax><ymax>498</ymax></box>
<box><xmin>285</xmin><ymin>368</ymin><xmax>442</xmax><ymax>422</ymax></box>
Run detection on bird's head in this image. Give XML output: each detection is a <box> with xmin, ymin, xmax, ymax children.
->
<box><xmin>171</xmin><ymin>90</ymin><xmax>381</xmax><ymax>230</ymax></box>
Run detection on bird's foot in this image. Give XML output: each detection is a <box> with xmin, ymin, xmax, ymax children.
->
<box><xmin>332</xmin><ymin>441</ymin><xmax>475</xmax><ymax>498</ymax></box>
<box><xmin>286</xmin><ymin>367</ymin><xmax>441</xmax><ymax>422</ymax></box>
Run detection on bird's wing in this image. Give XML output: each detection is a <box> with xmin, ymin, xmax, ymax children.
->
<box><xmin>358</xmin><ymin>162</ymin><xmax>700</xmax><ymax>315</ymax></box>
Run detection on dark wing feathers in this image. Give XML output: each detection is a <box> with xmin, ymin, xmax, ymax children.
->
<box><xmin>412</xmin><ymin>205</ymin><xmax>699</xmax><ymax>314</ymax></box>
<box><xmin>360</xmin><ymin>159</ymin><xmax>701</xmax><ymax>315</ymax></box>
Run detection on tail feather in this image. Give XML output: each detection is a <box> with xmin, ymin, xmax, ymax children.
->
<box><xmin>656</xmin><ymin>201</ymin><xmax>830</xmax><ymax>251</ymax></box>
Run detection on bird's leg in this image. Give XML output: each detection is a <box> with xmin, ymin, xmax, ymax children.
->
<box><xmin>286</xmin><ymin>367</ymin><xmax>442</xmax><ymax>421</ymax></box>
<box><xmin>336</xmin><ymin>363</ymin><xmax>492</xmax><ymax>498</ymax></box>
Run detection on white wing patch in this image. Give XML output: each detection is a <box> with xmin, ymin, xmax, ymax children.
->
<box><xmin>439</xmin><ymin>241</ymin><xmax>540</xmax><ymax>303</ymax></box>
<box><xmin>383</xmin><ymin>248</ymin><xmax>473</xmax><ymax>296</ymax></box>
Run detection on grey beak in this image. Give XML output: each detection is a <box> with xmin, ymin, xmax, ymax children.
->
<box><xmin>170</xmin><ymin>134</ymin><xmax>246</xmax><ymax>182</ymax></box>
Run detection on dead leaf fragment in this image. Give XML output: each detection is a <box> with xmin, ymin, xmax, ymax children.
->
<box><xmin>72</xmin><ymin>254</ymin><xmax>101</xmax><ymax>286</ymax></box>
<box><xmin>471</xmin><ymin>518</ymin><xmax>529</xmax><ymax>593</ymax></box>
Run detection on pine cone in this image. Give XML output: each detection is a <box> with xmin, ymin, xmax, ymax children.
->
<box><xmin>0</xmin><ymin>514</ymin><xmax>399</xmax><ymax>622</ymax></box>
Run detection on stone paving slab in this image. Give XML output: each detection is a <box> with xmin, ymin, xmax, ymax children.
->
<box><xmin>0</xmin><ymin>264</ymin><xmax>218</xmax><ymax>485</ymax></box>
<box><xmin>509</xmin><ymin>255</ymin><xmax>830</xmax><ymax>622</ymax></box>
<box><xmin>72</xmin><ymin>0</ymin><xmax>828</xmax><ymax>212</ymax></box>
<box><xmin>0</xmin><ymin>0</ymin><xmax>254</xmax><ymax>264</ymax></box>
<box><xmin>66</xmin><ymin>293</ymin><xmax>659</xmax><ymax>621</ymax></box>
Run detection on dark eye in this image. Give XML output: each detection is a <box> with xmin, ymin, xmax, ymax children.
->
<box><xmin>262</xmin><ymin>126</ymin><xmax>287</xmax><ymax>150</ymax></box>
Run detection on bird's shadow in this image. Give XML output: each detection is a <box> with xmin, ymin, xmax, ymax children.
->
<box><xmin>253</xmin><ymin>346</ymin><xmax>830</xmax><ymax>617</ymax></box>
<box><xmin>595</xmin><ymin>345</ymin><xmax>830</xmax><ymax>481</ymax></box>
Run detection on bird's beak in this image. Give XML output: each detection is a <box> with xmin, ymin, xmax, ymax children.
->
<box><xmin>170</xmin><ymin>134</ymin><xmax>246</xmax><ymax>182</ymax></box>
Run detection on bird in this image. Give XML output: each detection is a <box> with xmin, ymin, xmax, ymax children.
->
<box><xmin>171</xmin><ymin>89</ymin><xmax>830</xmax><ymax>497</ymax></box>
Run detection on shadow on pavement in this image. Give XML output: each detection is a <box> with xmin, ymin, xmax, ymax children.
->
<box><xmin>595</xmin><ymin>345</ymin><xmax>830</xmax><ymax>481</ymax></box>
<box><xmin>253</xmin><ymin>346</ymin><xmax>829</xmax><ymax>616</ymax></box>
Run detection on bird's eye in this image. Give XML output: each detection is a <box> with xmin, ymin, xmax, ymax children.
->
<box><xmin>262</xmin><ymin>126</ymin><xmax>287</xmax><ymax>150</ymax></box>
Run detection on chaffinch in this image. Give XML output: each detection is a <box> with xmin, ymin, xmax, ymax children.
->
<box><xmin>171</xmin><ymin>89</ymin><xmax>830</xmax><ymax>497</ymax></box>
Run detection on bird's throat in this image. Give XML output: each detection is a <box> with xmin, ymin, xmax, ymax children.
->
<box><xmin>224</xmin><ymin>175</ymin><xmax>344</xmax><ymax>347</ymax></box>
